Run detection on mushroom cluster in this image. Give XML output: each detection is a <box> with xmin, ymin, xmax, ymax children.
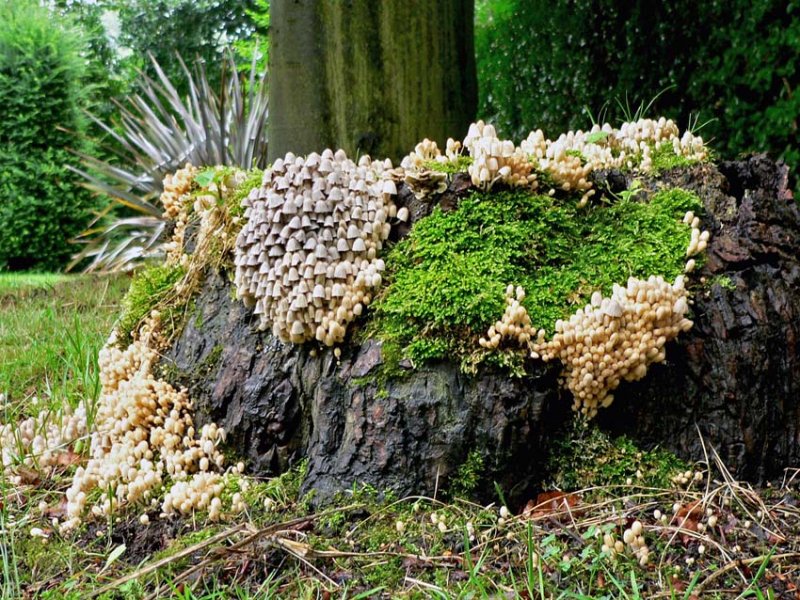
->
<box><xmin>161</xmin><ymin>163</ymin><xmax>197</xmax><ymax>221</ymax></box>
<box><xmin>59</xmin><ymin>314</ymin><xmax>233</xmax><ymax>532</ymax></box>
<box><xmin>234</xmin><ymin>149</ymin><xmax>405</xmax><ymax>346</ymax></box>
<box><xmin>398</xmin><ymin>137</ymin><xmax>466</xmax><ymax>200</ymax></box>
<box><xmin>0</xmin><ymin>400</ymin><xmax>87</xmax><ymax>480</ymax></box>
<box><xmin>479</xmin><ymin>285</ymin><xmax>535</xmax><ymax>349</ymax></box>
<box><xmin>161</xmin><ymin>163</ymin><xmax>198</xmax><ymax>264</ymax></box>
<box><xmin>602</xmin><ymin>521</ymin><xmax>650</xmax><ymax>566</ymax></box>
<box><xmin>400</xmin><ymin>137</ymin><xmax>462</xmax><ymax>171</ymax></box>
<box><xmin>463</xmin><ymin>121</ymin><xmax>538</xmax><ymax>190</ymax></box>
<box><xmin>399</xmin><ymin>117</ymin><xmax>708</xmax><ymax>206</ymax></box>
<box><xmin>683</xmin><ymin>210</ymin><xmax>709</xmax><ymax>274</ymax></box>
<box><xmin>531</xmin><ymin>275</ymin><xmax>694</xmax><ymax>418</ymax></box>
<box><xmin>622</xmin><ymin>520</ymin><xmax>650</xmax><ymax>566</ymax></box>
<box><xmin>601</xmin><ymin>530</ymin><xmax>625</xmax><ymax>557</ymax></box>
<box><xmin>478</xmin><ymin>200</ymin><xmax>709</xmax><ymax>417</ymax></box>
<box><xmin>520</xmin><ymin>128</ymin><xmax>595</xmax><ymax>206</ymax></box>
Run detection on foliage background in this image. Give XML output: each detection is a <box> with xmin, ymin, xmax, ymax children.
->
<box><xmin>476</xmin><ymin>0</ymin><xmax>800</xmax><ymax>180</ymax></box>
<box><xmin>0</xmin><ymin>0</ymin><xmax>100</xmax><ymax>271</ymax></box>
<box><xmin>110</xmin><ymin>0</ymin><xmax>260</xmax><ymax>94</ymax></box>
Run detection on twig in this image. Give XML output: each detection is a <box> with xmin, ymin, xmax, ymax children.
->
<box><xmin>89</xmin><ymin>524</ymin><xmax>246</xmax><ymax>598</ymax></box>
<box><xmin>695</xmin><ymin>552</ymin><xmax>800</xmax><ymax>593</ymax></box>
<box><xmin>141</xmin><ymin>504</ymin><xmax>365</xmax><ymax>599</ymax></box>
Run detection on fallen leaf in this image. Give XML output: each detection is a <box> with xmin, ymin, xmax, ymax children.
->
<box><xmin>16</xmin><ymin>467</ymin><xmax>41</xmax><ymax>486</ymax></box>
<box><xmin>55</xmin><ymin>450</ymin><xmax>82</xmax><ymax>467</ymax></box>
<box><xmin>596</xmin><ymin>571</ymin><xmax>606</xmax><ymax>589</ymax></box>
<box><xmin>674</xmin><ymin>500</ymin><xmax>704</xmax><ymax>522</ymax></box>
<box><xmin>523</xmin><ymin>491</ymin><xmax>582</xmax><ymax>520</ymax></box>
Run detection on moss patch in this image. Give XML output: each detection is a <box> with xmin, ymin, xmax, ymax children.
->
<box><xmin>422</xmin><ymin>155</ymin><xmax>473</xmax><ymax>174</ymax></box>
<box><xmin>227</xmin><ymin>168</ymin><xmax>263</xmax><ymax>219</ymax></box>
<box><xmin>449</xmin><ymin>449</ymin><xmax>485</xmax><ymax>499</ymax></box>
<box><xmin>546</xmin><ymin>419</ymin><xmax>689</xmax><ymax>491</ymax></box>
<box><xmin>116</xmin><ymin>264</ymin><xmax>185</xmax><ymax>345</ymax></box>
<box><xmin>369</xmin><ymin>186</ymin><xmax>703</xmax><ymax>371</ymax></box>
<box><xmin>650</xmin><ymin>143</ymin><xmax>700</xmax><ymax>172</ymax></box>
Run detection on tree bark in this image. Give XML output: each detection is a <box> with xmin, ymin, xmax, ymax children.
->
<box><xmin>163</xmin><ymin>157</ymin><xmax>800</xmax><ymax>505</ymax></box>
<box><xmin>268</xmin><ymin>0</ymin><xmax>477</xmax><ymax>163</ymax></box>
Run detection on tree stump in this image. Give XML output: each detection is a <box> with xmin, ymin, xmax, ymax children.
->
<box><xmin>163</xmin><ymin>156</ymin><xmax>800</xmax><ymax>503</ymax></box>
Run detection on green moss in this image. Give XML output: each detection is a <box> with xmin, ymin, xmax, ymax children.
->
<box><xmin>565</xmin><ymin>148</ymin><xmax>587</xmax><ymax>164</ymax></box>
<box><xmin>449</xmin><ymin>450</ymin><xmax>485</xmax><ymax>499</ymax></box>
<box><xmin>116</xmin><ymin>264</ymin><xmax>185</xmax><ymax>344</ymax></box>
<box><xmin>650</xmin><ymin>143</ymin><xmax>699</xmax><ymax>172</ymax></box>
<box><xmin>422</xmin><ymin>155</ymin><xmax>473</xmax><ymax>174</ymax></box>
<box><xmin>13</xmin><ymin>535</ymin><xmax>76</xmax><ymax>589</ymax></box>
<box><xmin>228</xmin><ymin>168</ymin><xmax>264</xmax><ymax>218</ymax></box>
<box><xmin>192</xmin><ymin>299</ymin><xmax>204</xmax><ymax>329</ymax></box>
<box><xmin>369</xmin><ymin>186</ymin><xmax>703</xmax><ymax>371</ymax></box>
<box><xmin>708</xmin><ymin>274</ymin><xmax>736</xmax><ymax>291</ymax></box>
<box><xmin>349</xmin><ymin>338</ymin><xmax>410</xmax><ymax>397</ymax></box>
<box><xmin>546</xmin><ymin>419</ymin><xmax>689</xmax><ymax>491</ymax></box>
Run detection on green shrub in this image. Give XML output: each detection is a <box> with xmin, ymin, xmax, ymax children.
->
<box><xmin>476</xmin><ymin>0</ymin><xmax>799</xmax><ymax>181</ymax></box>
<box><xmin>0</xmin><ymin>1</ymin><xmax>99</xmax><ymax>271</ymax></box>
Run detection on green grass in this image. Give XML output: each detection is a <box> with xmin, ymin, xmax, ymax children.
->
<box><xmin>0</xmin><ymin>273</ymin><xmax>130</xmax><ymax>414</ymax></box>
<box><xmin>0</xmin><ymin>273</ymin><xmax>796</xmax><ymax>599</ymax></box>
<box><xmin>369</xmin><ymin>186</ymin><xmax>703</xmax><ymax>370</ymax></box>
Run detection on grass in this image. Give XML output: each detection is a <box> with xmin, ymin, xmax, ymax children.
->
<box><xmin>10</xmin><ymin>451</ymin><xmax>796</xmax><ymax>599</ymax></box>
<box><xmin>369</xmin><ymin>186</ymin><xmax>703</xmax><ymax>371</ymax></box>
<box><xmin>0</xmin><ymin>273</ymin><xmax>130</xmax><ymax>415</ymax></box>
<box><xmin>0</xmin><ymin>272</ymin><xmax>130</xmax><ymax>599</ymax></box>
<box><xmin>0</xmin><ymin>276</ymin><xmax>798</xmax><ymax>599</ymax></box>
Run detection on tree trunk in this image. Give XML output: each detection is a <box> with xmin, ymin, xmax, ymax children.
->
<box><xmin>163</xmin><ymin>157</ymin><xmax>800</xmax><ymax>505</ymax></box>
<box><xmin>268</xmin><ymin>0</ymin><xmax>477</xmax><ymax>163</ymax></box>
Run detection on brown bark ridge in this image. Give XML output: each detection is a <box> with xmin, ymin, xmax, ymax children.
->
<box><xmin>163</xmin><ymin>156</ymin><xmax>800</xmax><ymax>504</ymax></box>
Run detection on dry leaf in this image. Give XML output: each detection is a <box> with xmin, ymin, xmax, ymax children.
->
<box><xmin>522</xmin><ymin>491</ymin><xmax>582</xmax><ymax>520</ymax></box>
<box><xmin>55</xmin><ymin>450</ymin><xmax>83</xmax><ymax>467</ymax></box>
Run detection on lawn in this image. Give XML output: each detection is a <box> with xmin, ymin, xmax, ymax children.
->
<box><xmin>0</xmin><ymin>273</ymin><xmax>130</xmax><ymax>417</ymax></box>
<box><xmin>0</xmin><ymin>274</ymin><xmax>798</xmax><ymax>599</ymax></box>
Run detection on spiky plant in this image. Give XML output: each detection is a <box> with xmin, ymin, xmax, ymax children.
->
<box><xmin>69</xmin><ymin>52</ymin><xmax>268</xmax><ymax>272</ymax></box>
